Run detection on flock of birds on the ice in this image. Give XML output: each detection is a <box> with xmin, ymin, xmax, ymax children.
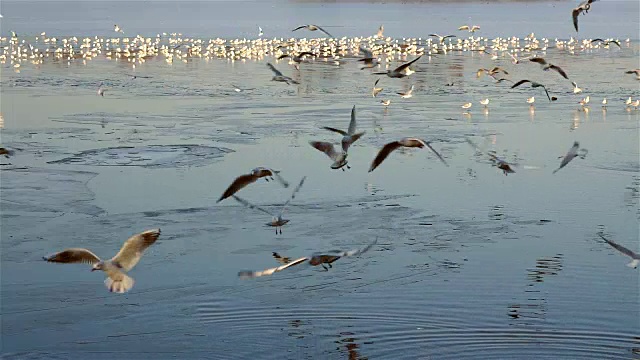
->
<box><xmin>2</xmin><ymin>0</ymin><xmax>638</xmax><ymax>293</ymax></box>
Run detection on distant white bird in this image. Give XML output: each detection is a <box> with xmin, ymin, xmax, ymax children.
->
<box><xmin>238</xmin><ymin>239</ymin><xmax>377</xmax><ymax>278</ymax></box>
<box><xmin>369</xmin><ymin>137</ymin><xmax>448</xmax><ymax>172</ymax></box>
<box><xmin>98</xmin><ymin>82</ymin><xmax>106</xmax><ymax>97</ymax></box>
<box><xmin>480</xmin><ymin>98</ymin><xmax>490</xmax><ymax>107</ymax></box>
<box><xmin>553</xmin><ymin>141</ymin><xmax>587</xmax><ymax>174</ymax></box>
<box><xmin>625</xmin><ymin>96</ymin><xmax>633</xmax><ymax>106</ymax></box>
<box><xmin>258</xmin><ymin>26</ymin><xmax>263</xmax><ymax>37</ymax></box>
<box><xmin>601</xmin><ymin>98</ymin><xmax>607</xmax><ymax>108</ymax></box>
<box><xmin>429</xmin><ymin>33</ymin><xmax>456</xmax><ymax>44</ymax></box>
<box><xmin>375</xmin><ymin>25</ymin><xmax>384</xmax><ymax>39</ymax></box>
<box><xmin>309</xmin><ymin>141</ymin><xmax>349</xmax><ymax>170</ymax></box>
<box><xmin>43</xmin><ymin>229</ymin><xmax>161</xmax><ymax>293</ymax></box>
<box><xmin>114</xmin><ymin>24</ymin><xmax>123</xmax><ymax>33</ymax></box>
<box><xmin>218</xmin><ymin>167</ymin><xmax>289</xmax><ymax>203</ymax></box>
<box><xmin>462</xmin><ymin>102</ymin><xmax>472</xmax><ymax>110</ymax></box>
<box><xmin>380</xmin><ymin>99</ymin><xmax>391</xmax><ymax>107</ymax></box>
<box><xmin>321</xmin><ymin>105</ymin><xmax>366</xmax><ymax>152</ymax></box>
<box><xmin>526</xmin><ymin>97</ymin><xmax>535</xmax><ymax>104</ymax></box>
<box><xmin>572</xmin><ymin>81</ymin><xmax>582</xmax><ymax>94</ymax></box>
<box><xmin>232</xmin><ymin>176</ymin><xmax>306</xmax><ymax>234</ymax></box>
<box><xmin>458</xmin><ymin>25</ymin><xmax>481</xmax><ymax>33</ymax></box>
<box><xmin>372</xmin><ymin>78</ymin><xmax>383</xmax><ymax>97</ymax></box>
<box><xmin>291</xmin><ymin>24</ymin><xmax>333</xmax><ymax>38</ymax></box>
<box><xmin>599</xmin><ymin>233</ymin><xmax>639</xmax><ymax>268</ymax></box>
<box><xmin>397</xmin><ymin>85</ymin><xmax>414</xmax><ymax>98</ymax></box>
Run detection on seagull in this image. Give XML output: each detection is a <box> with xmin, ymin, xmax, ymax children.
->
<box><xmin>625</xmin><ymin>97</ymin><xmax>633</xmax><ymax>106</ymax></box>
<box><xmin>602</xmin><ymin>98</ymin><xmax>607</xmax><ymax>108</ymax></box>
<box><xmin>0</xmin><ymin>147</ymin><xmax>16</xmax><ymax>158</ymax></box>
<box><xmin>571</xmin><ymin>82</ymin><xmax>582</xmax><ymax>94</ymax></box>
<box><xmin>465</xmin><ymin>138</ymin><xmax>516</xmax><ymax>175</ymax></box>
<box><xmin>375</xmin><ymin>25</ymin><xmax>384</xmax><ymax>39</ymax></box>
<box><xmin>232</xmin><ymin>176</ymin><xmax>306</xmax><ymax>234</ymax></box>
<box><xmin>373</xmin><ymin>55</ymin><xmax>422</xmax><ymax>78</ymax></box>
<box><xmin>238</xmin><ymin>240</ymin><xmax>377</xmax><ymax>279</ymax></box>
<box><xmin>278</xmin><ymin>51</ymin><xmax>316</xmax><ymax>70</ymax></box>
<box><xmin>480</xmin><ymin>98</ymin><xmax>490</xmax><ymax>107</ymax></box>
<box><xmin>309</xmin><ymin>141</ymin><xmax>349</xmax><ymax>170</ymax></box>
<box><xmin>572</xmin><ymin>0</ymin><xmax>597</xmax><ymax>32</ymax></box>
<box><xmin>97</xmin><ymin>82</ymin><xmax>106</xmax><ymax>97</ymax></box>
<box><xmin>598</xmin><ymin>233</ymin><xmax>639</xmax><ymax>269</ymax></box>
<box><xmin>511</xmin><ymin>80</ymin><xmax>557</xmax><ymax>102</ymax></box>
<box><xmin>114</xmin><ymin>24</ymin><xmax>124</xmax><ymax>33</ymax></box>
<box><xmin>217</xmin><ymin>168</ymin><xmax>289</xmax><ymax>203</ymax></box>
<box><xmin>372</xmin><ymin>78</ymin><xmax>383</xmax><ymax>97</ymax></box>
<box><xmin>43</xmin><ymin>229</ymin><xmax>161</xmax><ymax>293</ymax></box>
<box><xmin>397</xmin><ymin>85</ymin><xmax>414</xmax><ymax>98</ymax></box>
<box><xmin>369</xmin><ymin>137</ymin><xmax>448</xmax><ymax>172</ymax></box>
<box><xmin>477</xmin><ymin>67</ymin><xmax>509</xmax><ymax>80</ymax></box>
<box><xmin>291</xmin><ymin>24</ymin><xmax>333</xmax><ymax>38</ymax></box>
<box><xmin>527</xmin><ymin>96</ymin><xmax>535</xmax><ymax>104</ymax></box>
<box><xmin>529</xmin><ymin>57</ymin><xmax>569</xmax><ymax>79</ymax></box>
<box><xmin>358</xmin><ymin>47</ymin><xmax>379</xmax><ymax>69</ymax></box>
<box><xmin>380</xmin><ymin>99</ymin><xmax>391</xmax><ymax>107</ymax></box>
<box><xmin>624</xmin><ymin>69</ymin><xmax>640</xmax><ymax>80</ymax></box>
<box><xmin>266</xmin><ymin>63</ymin><xmax>299</xmax><ymax>85</ymax></box>
<box><xmin>553</xmin><ymin>141</ymin><xmax>587</xmax><ymax>174</ymax></box>
<box><xmin>429</xmin><ymin>34</ymin><xmax>456</xmax><ymax>44</ymax></box>
<box><xmin>322</xmin><ymin>105</ymin><xmax>366</xmax><ymax>152</ymax></box>
<box><xmin>462</xmin><ymin>102</ymin><xmax>472</xmax><ymax>110</ymax></box>
<box><xmin>458</xmin><ymin>25</ymin><xmax>481</xmax><ymax>33</ymax></box>
<box><xmin>258</xmin><ymin>26</ymin><xmax>264</xmax><ymax>37</ymax></box>
<box><xmin>579</xmin><ymin>95</ymin><xmax>590</xmax><ymax>107</ymax></box>
<box><xmin>590</xmin><ymin>38</ymin><xmax>621</xmax><ymax>48</ymax></box>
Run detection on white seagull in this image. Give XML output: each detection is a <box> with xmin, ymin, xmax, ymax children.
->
<box><xmin>44</xmin><ymin>229</ymin><xmax>161</xmax><ymax>293</ymax></box>
<box><xmin>553</xmin><ymin>141</ymin><xmax>587</xmax><ymax>174</ymax></box>
<box><xmin>322</xmin><ymin>105</ymin><xmax>366</xmax><ymax>152</ymax></box>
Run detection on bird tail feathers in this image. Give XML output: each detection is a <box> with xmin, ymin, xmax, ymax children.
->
<box><xmin>104</xmin><ymin>273</ymin><xmax>135</xmax><ymax>293</ymax></box>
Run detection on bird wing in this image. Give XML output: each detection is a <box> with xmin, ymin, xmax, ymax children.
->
<box><xmin>279</xmin><ymin>176</ymin><xmax>307</xmax><ymax>216</ymax></box>
<box><xmin>369</xmin><ymin>141</ymin><xmax>402</xmax><ymax>172</ymax></box>
<box><xmin>348</xmin><ymin>105</ymin><xmax>357</xmax><ymax>135</ymax></box>
<box><xmin>609</xmin><ymin>40</ymin><xmax>621</xmax><ymax>48</ymax></box>
<box><xmin>321</xmin><ymin>239</ymin><xmax>378</xmax><ymax>258</ymax></box>
<box><xmin>273</xmin><ymin>252</ymin><xmax>292</xmax><ymax>265</ymax></box>
<box><xmin>314</xmin><ymin>25</ymin><xmax>333</xmax><ymax>38</ymax></box>
<box><xmin>429</xmin><ymin>34</ymin><xmax>440</xmax><ymax>38</ymax></box>
<box><xmin>297</xmin><ymin>51</ymin><xmax>316</xmax><ymax>59</ymax></box>
<box><xmin>266</xmin><ymin>63</ymin><xmax>284</xmax><ymax>77</ymax></box>
<box><xmin>374</xmin><ymin>78</ymin><xmax>381</xmax><ymax>87</ymax></box>
<box><xmin>549</xmin><ymin>65</ymin><xmax>569</xmax><ymax>79</ymax></box>
<box><xmin>322</xmin><ymin>126</ymin><xmax>348</xmax><ymax>136</ymax></box>
<box><xmin>360</xmin><ymin>47</ymin><xmax>373</xmax><ymax>58</ymax></box>
<box><xmin>270</xmin><ymin>170</ymin><xmax>290</xmax><ymax>188</ymax></box>
<box><xmin>590</xmin><ymin>38</ymin><xmax>604</xmax><ymax>43</ymax></box>
<box><xmin>599</xmin><ymin>234</ymin><xmax>639</xmax><ymax>259</ymax></box>
<box><xmin>511</xmin><ymin>79</ymin><xmax>531</xmax><ymax>89</ymax></box>
<box><xmin>44</xmin><ymin>248</ymin><xmax>102</xmax><ymax>265</ymax></box>
<box><xmin>277</xmin><ymin>54</ymin><xmax>290</xmax><ymax>60</ymax></box>
<box><xmin>424</xmin><ymin>142</ymin><xmax>449</xmax><ymax>167</ymax></box>
<box><xmin>218</xmin><ymin>173</ymin><xmax>258</xmax><ymax>202</ymax></box>
<box><xmin>443</xmin><ymin>35</ymin><xmax>456</xmax><ymax>39</ymax></box>
<box><xmin>471</xmin><ymin>26</ymin><xmax>481</xmax><ymax>31</ymax></box>
<box><xmin>572</xmin><ymin>8</ymin><xmax>581</xmax><ymax>32</ymax></box>
<box><xmin>529</xmin><ymin>57</ymin><xmax>547</xmax><ymax>65</ymax></box>
<box><xmin>394</xmin><ymin>55</ymin><xmax>422</xmax><ymax>72</ymax></box>
<box><xmin>291</xmin><ymin>26</ymin><xmax>306</xmax><ymax>32</ymax></box>
<box><xmin>110</xmin><ymin>229</ymin><xmax>161</xmax><ymax>272</ymax></box>
<box><xmin>232</xmin><ymin>195</ymin><xmax>274</xmax><ymax>217</ymax></box>
<box><xmin>541</xmin><ymin>85</ymin><xmax>552</xmax><ymax>102</ymax></box>
<box><xmin>458</xmin><ymin>25</ymin><xmax>469</xmax><ymax>30</ymax></box>
<box><xmin>310</xmin><ymin>141</ymin><xmax>339</xmax><ymax>161</ymax></box>
<box><xmin>238</xmin><ymin>257</ymin><xmax>309</xmax><ymax>279</ymax></box>
<box><xmin>554</xmin><ymin>142</ymin><xmax>579</xmax><ymax>173</ymax></box>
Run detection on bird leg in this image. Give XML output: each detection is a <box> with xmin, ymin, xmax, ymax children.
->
<box><xmin>346</xmin><ymin>165</ymin><xmax>351</xmax><ymax>169</ymax></box>
<box><xmin>321</xmin><ymin>264</ymin><xmax>329</xmax><ymax>271</ymax></box>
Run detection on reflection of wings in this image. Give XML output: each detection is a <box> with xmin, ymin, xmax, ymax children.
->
<box><xmin>279</xmin><ymin>176</ymin><xmax>306</xmax><ymax>216</ymax></box>
<box><xmin>232</xmin><ymin>195</ymin><xmax>274</xmax><ymax>217</ymax></box>
<box><xmin>238</xmin><ymin>257</ymin><xmax>308</xmax><ymax>279</ymax></box>
<box><xmin>266</xmin><ymin>63</ymin><xmax>283</xmax><ymax>77</ymax></box>
<box><xmin>599</xmin><ymin>234</ymin><xmax>639</xmax><ymax>259</ymax></box>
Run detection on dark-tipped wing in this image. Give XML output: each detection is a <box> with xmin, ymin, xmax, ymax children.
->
<box><xmin>277</xmin><ymin>54</ymin><xmax>290</xmax><ymax>60</ymax></box>
<box><xmin>549</xmin><ymin>65</ymin><xmax>569</xmax><ymax>79</ymax></box>
<box><xmin>232</xmin><ymin>195</ymin><xmax>274</xmax><ymax>217</ymax></box>
<box><xmin>218</xmin><ymin>174</ymin><xmax>258</xmax><ymax>202</ymax></box>
<box><xmin>238</xmin><ymin>257</ymin><xmax>309</xmax><ymax>279</ymax></box>
<box><xmin>322</xmin><ymin>126</ymin><xmax>348</xmax><ymax>136</ymax></box>
<box><xmin>314</xmin><ymin>25</ymin><xmax>333</xmax><ymax>38</ymax></box>
<box><xmin>529</xmin><ymin>57</ymin><xmax>547</xmax><ymax>65</ymax></box>
<box><xmin>348</xmin><ymin>105</ymin><xmax>357</xmax><ymax>135</ymax></box>
<box><xmin>266</xmin><ymin>63</ymin><xmax>284</xmax><ymax>77</ymax></box>
<box><xmin>111</xmin><ymin>229</ymin><xmax>161</xmax><ymax>271</ymax></box>
<box><xmin>511</xmin><ymin>79</ymin><xmax>532</xmax><ymax>89</ymax></box>
<box><xmin>44</xmin><ymin>248</ymin><xmax>101</xmax><ymax>265</ymax></box>
<box><xmin>310</xmin><ymin>141</ymin><xmax>339</xmax><ymax>161</ymax></box>
<box><xmin>279</xmin><ymin>176</ymin><xmax>306</xmax><ymax>216</ymax></box>
<box><xmin>599</xmin><ymin>234</ymin><xmax>639</xmax><ymax>259</ymax></box>
<box><xmin>291</xmin><ymin>26</ymin><xmax>306</xmax><ymax>32</ymax></box>
<box><xmin>394</xmin><ymin>55</ymin><xmax>422</xmax><ymax>72</ymax></box>
<box><xmin>369</xmin><ymin>141</ymin><xmax>402</xmax><ymax>172</ymax></box>
<box><xmin>572</xmin><ymin>8</ymin><xmax>580</xmax><ymax>32</ymax></box>
<box><xmin>425</xmin><ymin>142</ymin><xmax>449</xmax><ymax>167</ymax></box>
<box><xmin>541</xmin><ymin>85</ymin><xmax>552</xmax><ymax>102</ymax></box>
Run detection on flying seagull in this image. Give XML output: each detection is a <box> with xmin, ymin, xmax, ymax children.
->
<box><xmin>598</xmin><ymin>233</ymin><xmax>639</xmax><ymax>269</ymax></box>
<box><xmin>572</xmin><ymin>0</ymin><xmax>597</xmax><ymax>32</ymax></box>
<box><xmin>43</xmin><ymin>229</ymin><xmax>161</xmax><ymax>293</ymax></box>
<box><xmin>266</xmin><ymin>63</ymin><xmax>299</xmax><ymax>85</ymax></box>
<box><xmin>511</xmin><ymin>79</ymin><xmax>557</xmax><ymax>102</ymax></box>
<box><xmin>238</xmin><ymin>239</ymin><xmax>377</xmax><ymax>279</ymax></box>
<box><xmin>553</xmin><ymin>141</ymin><xmax>587</xmax><ymax>174</ymax></box>
<box><xmin>372</xmin><ymin>78</ymin><xmax>383</xmax><ymax>97</ymax></box>
<box><xmin>590</xmin><ymin>38</ymin><xmax>621</xmax><ymax>48</ymax></box>
<box><xmin>458</xmin><ymin>25</ymin><xmax>481</xmax><ymax>33</ymax></box>
<box><xmin>465</xmin><ymin>137</ymin><xmax>516</xmax><ymax>175</ymax></box>
<box><xmin>369</xmin><ymin>137</ymin><xmax>448</xmax><ymax>172</ymax></box>
<box><xmin>309</xmin><ymin>141</ymin><xmax>349</xmax><ymax>170</ymax></box>
<box><xmin>277</xmin><ymin>51</ymin><xmax>316</xmax><ymax>70</ymax></box>
<box><xmin>375</xmin><ymin>25</ymin><xmax>384</xmax><ymax>38</ymax></box>
<box><xmin>218</xmin><ymin>167</ymin><xmax>289</xmax><ymax>203</ymax></box>
<box><xmin>322</xmin><ymin>105</ymin><xmax>366</xmax><ymax>152</ymax></box>
<box><xmin>258</xmin><ymin>26</ymin><xmax>264</xmax><ymax>37</ymax></box>
<box><xmin>291</xmin><ymin>24</ymin><xmax>333</xmax><ymax>38</ymax></box>
<box><xmin>529</xmin><ymin>57</ymin><xmax>569</xmax><ymax>79</ymax></box>
<box><xmin>397</xmin><ymin>84</ymin><xmax>414</xmax><ymax>98</ymax></box>
<box><xmin>232</xmin><ymin>176</ymin><xmax>306</xmax><ymax>234</ymax></box>
<box><xmin>373</xmin><ymin>55</ymin><xmax>422</xmax><ymax>78</ymax></box>
<box><xmin>624</xmin><ymin>69</ymin><xmax>640</xmax><ymax>80</ymax></box>
<box><xmin>429</xmin><ymin>34</ymin><xmax>456</xmax><ymax>44</ymax></box>
<box><xmin>358</xmin><ymin>47</ymin><xmax>379</xmax><ymax>69</ymax></box>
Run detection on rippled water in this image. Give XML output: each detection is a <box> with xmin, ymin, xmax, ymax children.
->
<box><xmin>2</xmin><ymin>1</ymin><xmax>640</xmax><ymax>359</ymax></box>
